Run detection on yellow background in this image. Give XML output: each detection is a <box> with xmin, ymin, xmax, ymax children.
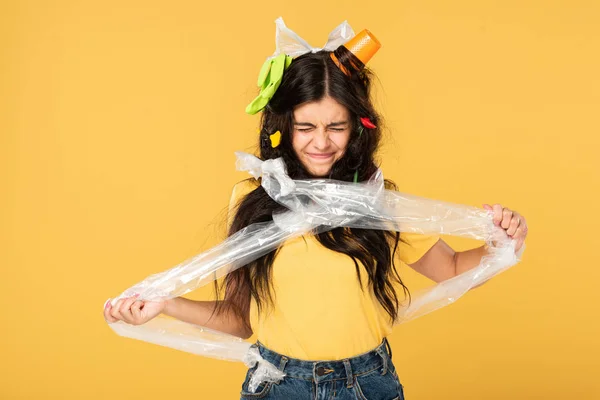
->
<box><xmin>1</xmin><ymin>1</ymin><xmax>598</xmax><ymax>399</ymax></box>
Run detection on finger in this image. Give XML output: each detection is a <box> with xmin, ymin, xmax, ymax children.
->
<box><xmin>103</xmin><ymin>299</ymin><xmax>118</xmax><ymax>323</ymax></box>
<box><xmin>110</xmin><ymin>298</ymin><xmax>125</xmax><ymax>320</ymax></box>
<box><xmin>506</xmin><ymin>212</ymin><xmax>521</xmax><ymax>237</ymax></box>
<box><xmin>131</xmin><ymin>300</ymin><xmax>143</xmax><ymax>323</ymax></box>
<box><xmin>501</xmin><ymin>207</ymin><xmax>513</xmax><ymax>229</ymax></box>
<box><xmin>119</xmin><ymin>296</ymin><xmax>139</xmax><ymax>324</ymax></box>
<box><xmin>512</xmin><ymin>219</ymin><xmax>528</xmax><ymax>239</ymax></box>
<box><xmin>492</xmin><ymin>204</ymin><xmax>503</xmax><ymax>226</ymax></box>
<box><xmin>118</xmin><ymin>295</ymin><xmax>137</xmax><ymax>313</ymax></box>
<box><xmin>515</xmin><ymin>236</ymin><xmax>525</xmax><ymax>253</ymax></box>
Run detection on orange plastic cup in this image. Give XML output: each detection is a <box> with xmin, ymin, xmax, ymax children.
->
<box><xmin>330</xmin><ymin>29</ymin><xmax>381</xmax><ymax>76</ymax></box>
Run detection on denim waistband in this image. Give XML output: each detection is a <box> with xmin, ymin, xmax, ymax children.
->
<box><xmin>252</xmin><ymin>337</ymin><xmax>394</xmax><ymax>386</ymax></box>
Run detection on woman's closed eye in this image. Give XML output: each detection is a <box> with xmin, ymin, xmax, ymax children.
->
<box><xmin>297</xmin><ymin>128</ymin><xmax>345</xmax><ymax>132</ymax></box>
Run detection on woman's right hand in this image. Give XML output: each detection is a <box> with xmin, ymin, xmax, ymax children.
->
<box><xmin>103</xmin><ymin>294</ymin><xmax>167</xmax><ymax>325</ymax></box>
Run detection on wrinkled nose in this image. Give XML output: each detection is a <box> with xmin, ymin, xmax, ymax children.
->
<box><xmin>313</xmin><ymin>128</ymin><xmax>329</xmax><ymax>150</ymax></box>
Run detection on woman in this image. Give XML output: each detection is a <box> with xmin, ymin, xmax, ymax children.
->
<box><xmin>103</xmin><ymin>27</ymin><xmax>528</xmax><ymax>400</ymax></box>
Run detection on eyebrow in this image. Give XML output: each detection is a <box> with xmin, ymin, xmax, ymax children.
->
<box><xmin>293</xmin><ymin>120</ymin><xmax>349</xmax><ymax>127</ymax></box>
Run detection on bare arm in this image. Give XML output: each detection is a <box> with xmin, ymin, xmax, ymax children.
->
<box><xmin>162</xmin><ymin>297</ymin><xmax>253</xmax><ymax>339</ymax></box>
<box><xmin>407</xmin><ymin>238</ymin><xmax>490</xmax><ymax>288</ymax></box>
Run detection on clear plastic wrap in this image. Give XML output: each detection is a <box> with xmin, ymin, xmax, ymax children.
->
<box><xmin>106</xmin><ymin>151</ymin><xmax>525</xmax><ymax>392</ymax></box>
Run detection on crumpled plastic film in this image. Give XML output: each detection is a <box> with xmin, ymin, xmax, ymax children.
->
<box><xmin>235</xmin><ymin>152</ymin><xmax>525</xmax><ymax>322</ymax></box>
<box><xmin>106</xmin><ymin>151</ymin><xmax>525</xmax><ymax>392</ymax></box>
<box><xmin>268</xmin><ymin>17</ymin><xmax>355</xmax><ymax>60</ymax></box>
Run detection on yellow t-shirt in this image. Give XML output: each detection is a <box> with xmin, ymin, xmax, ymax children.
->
<box><xmin>227</xmin><ymin>179</ymin><xmax>440</xmax><ymax>360</ymax></box>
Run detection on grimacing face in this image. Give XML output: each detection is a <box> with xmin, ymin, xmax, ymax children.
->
<box><xmin>291</xmin><ymin>96</ymin><xmax>351</xmax><ymax>177</ymax></box>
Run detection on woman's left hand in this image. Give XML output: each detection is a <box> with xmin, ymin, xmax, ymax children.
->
<box><xmin>482</xmin><ymin>204</ymin><xmax>528</xmax><ymax>252</ymax></box>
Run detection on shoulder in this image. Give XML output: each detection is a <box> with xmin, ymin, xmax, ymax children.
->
<box><xmin>229</xmin><ymin>178</ymin><xmax>261</xmax><ymax>206</ymax></box>
<box><xmin>381</xmin><ymin>178</ymin><xmax>442</xmax><ymax>264</ymax></box>
<box><xmin>397</xmin><ymin>232</ymin><xmax>442</xmax><ymax>265</ymax></box>
<box><xmin>227</xmin><ymin>178</ymin><xmax>261</xmax><ymax>229</ymax></box>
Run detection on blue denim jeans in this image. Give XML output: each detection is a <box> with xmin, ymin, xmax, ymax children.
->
<box><xmin>240</xmin><ymin>337</ymin><xmax>405</xmax><ymax>400</ymax></box>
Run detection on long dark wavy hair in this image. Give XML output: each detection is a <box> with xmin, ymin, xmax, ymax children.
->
<box><xmin>212</xmin><ymin>46</ymin><xmax>411</xmax><ymax>335</ymax></box>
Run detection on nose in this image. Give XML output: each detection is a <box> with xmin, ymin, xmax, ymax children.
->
<box><xmin>312</xmin><ymin>128</ymin><xmax>330</xmax><ymax>150</ymax></box>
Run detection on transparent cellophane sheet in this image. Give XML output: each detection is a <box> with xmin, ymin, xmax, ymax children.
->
<box><xmin>107</xmin><ymin>152</ymin><xmax>525</xmax><ymax>392</ymax></box>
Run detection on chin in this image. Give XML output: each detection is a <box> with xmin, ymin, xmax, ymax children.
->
<box><xmin>308</xmin><ymin>167</ymin><xmax>332</xmax><ymax>177</ymax></box>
